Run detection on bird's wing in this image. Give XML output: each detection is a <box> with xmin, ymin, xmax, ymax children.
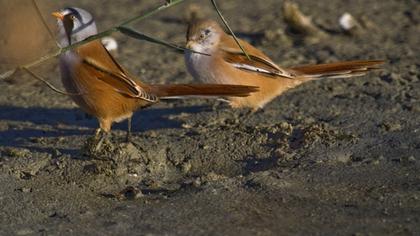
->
<box><xmin>219</xmin><ymin>36</ymin><xmax>295</xmax><ymax>79</ymax></box>
<box><xmin>77</xmin><ymin>40</ymin><xmax>159</xmax><ymax>102</ymax></box>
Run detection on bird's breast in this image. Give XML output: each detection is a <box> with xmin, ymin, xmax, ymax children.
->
<box><xmin>184</xmin><ymin>52</ymin><xmax>222</xmax><ymax>84</ymax></box>
<box><xmin>59</xmin><ymin>52</ymin><xmax>84</xmax><ymax>94</ymax></box>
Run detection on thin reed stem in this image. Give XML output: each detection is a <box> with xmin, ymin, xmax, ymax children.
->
<box><xmin>210</xmin><ymin>0</ymin><xmax>251</xmax><ymax>60</ymax></box>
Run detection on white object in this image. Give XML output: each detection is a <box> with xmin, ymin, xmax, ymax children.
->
<box><xmin>101</xmin><ymin>37</ymin><xmax>118</xmax><ymax>51</ymax></box>
<box><xmin>339</xmin><ymin>12</ymin><xmax>358</xmax><ymax>31</ymax></box>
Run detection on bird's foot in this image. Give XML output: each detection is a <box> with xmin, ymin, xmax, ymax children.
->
<box><xmin>125</xmin><ymin>132</ymin><xmax>132</xmax><ymax>143</ymax></box>
<box><xmin>82</xmin><ymin>129</ymin><xmax>112</xmax><ymax>157</ymax></box>
<box><xmin>94</xmin><ymin>131</ymin><xmax>109</xmax><ymax>152</ymax></box>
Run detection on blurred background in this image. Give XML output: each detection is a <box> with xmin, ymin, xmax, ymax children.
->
<box><xmin>0</xmin><ymin>1</ymin><xmax>419</xmax><ymax>235</ymax></box>
<box><xmin>0</xmin><ymin>1</ymin><xmax>56</xmax><ymax>70</ymax></box>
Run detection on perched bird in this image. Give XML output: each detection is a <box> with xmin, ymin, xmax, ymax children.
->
<box><xmin>52</xmin><ymin>8</ymin><xmax>258</xmax><ymax>149</ymax></box>
<box><xmin>185</xmin><ymin>19</ymin><xmax>384</xmax><ymax>110</ymax></box>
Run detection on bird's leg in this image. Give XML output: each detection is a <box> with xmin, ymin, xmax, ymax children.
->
<box><xmin>92</xmin><ymin>118</ymin><xmax>113</xmax><ymax>151</ymax></box>
<box><xmin>94</xmin><ymin>129</ymin><xmax>109</xmax><ymax>152</ymax></box>
<box><xmin>126</xmin><ymin>117</ymin><xmax>132</xmax><ymax>143</ymax></box>
<box><xmin>94</xmin><ymin>128</ymin><xmax>102</xmax><ymax>139</ymax></box>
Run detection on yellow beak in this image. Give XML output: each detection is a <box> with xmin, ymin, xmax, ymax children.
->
<box><xmin>51</xmin><ymin>12</ymin><xmax>64</xmax><ymax>20</ymax></box>
<box><xmin>186</xmin><ymin>41</ymin><xmax>195</xmax><ymax>49</ymax></box>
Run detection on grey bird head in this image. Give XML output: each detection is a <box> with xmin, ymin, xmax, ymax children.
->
<box><xmin>52</xmin><ymin>7</ymin><xmax>97</xmax><ymax>47</ymax></box>
<box><xmin>186</xmin><ymin>19</ymin><xmax>223</xmax><ymax>53</ymax></box>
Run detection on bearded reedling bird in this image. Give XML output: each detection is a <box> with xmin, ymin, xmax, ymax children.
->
<box><xmin>185</xmin><ymin>19</ymin><xmax>384</xmax><ymax>110</ymax></box>
<box><xmin>52</xmin><ymin>8</ymin><xmax>258</xmax><ymax>150</ymax></box>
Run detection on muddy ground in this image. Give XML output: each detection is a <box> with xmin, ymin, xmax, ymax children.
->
<box><xmin>0</xmin><ymin>0</ymin><xmax>419</xmax><ymax>235</ymax></box>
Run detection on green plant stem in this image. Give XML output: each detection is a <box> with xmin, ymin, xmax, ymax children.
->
<box><xmin>210</xmin><ymin>0</ymin><xmax>251</xmax><ymax>60</ymax></box>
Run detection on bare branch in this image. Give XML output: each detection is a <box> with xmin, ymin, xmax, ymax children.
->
<box><xmin>22</xmin><ymin>67</ymin><xmax>85</xmax><ymax>96</ymax></box>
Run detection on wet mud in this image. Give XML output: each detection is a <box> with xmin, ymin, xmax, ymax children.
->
<box><xmin>0</xmin><ymin>0</ymin><xmax>419</xmax><ymax>235</ymax></box>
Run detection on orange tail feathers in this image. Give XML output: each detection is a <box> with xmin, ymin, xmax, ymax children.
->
<box><xmin>290</xmin><ymin>60</ymin><xmax>385</xmax><ymax>79</ymax></box>
<box><xmin>150</xmin><ymin>84</ymin><xmax>259</xmax><ymax>98</ymax></box>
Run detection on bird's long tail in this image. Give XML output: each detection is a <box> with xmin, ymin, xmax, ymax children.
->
<box><xmin>290</xmin><ymin>60</ymin><xmax>384</xmax><ymax>80</ymax></box>
<box><xmin>149</xmin><ymin>84</ymin><xmax>259</xmax><ymax>99</ymax></box>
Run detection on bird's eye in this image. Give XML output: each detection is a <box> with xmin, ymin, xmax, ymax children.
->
<box><xmin>199</xmin><ymin>29</ymin><xmax>211</xmax><ymax>40</ymax></box>
<box><xmin>70</xmin><ymin>15</ymin><xmax>76</xmax><ymax>20</ymax></box>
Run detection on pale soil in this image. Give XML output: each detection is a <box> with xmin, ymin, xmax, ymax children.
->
<box><xmin>0</xmin><ymin>0</ymin><xmax>419</xmax><ymax>235</ymax></box>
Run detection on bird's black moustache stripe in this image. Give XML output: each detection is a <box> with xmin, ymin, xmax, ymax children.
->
<box><xmin>66</xmin><ymin>7</ymin><xmax>83</xmax><ymax>22</ymax></box>
<box><xmin>72</xmin><ymin>18</ymin><xmax>94</xmax><ymax>35</ymax></box>
<box><xmin>65</xmin><ymin>7</ymin><xmax>94</xmax><ymax>34</ymax></box>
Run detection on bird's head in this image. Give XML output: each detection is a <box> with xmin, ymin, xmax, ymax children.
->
<box><xmin>186</xmin><ymin>19</ymin><xmax>224</xmax><ymax>54</ymax></box>
<box><xmin>52</xmin><ymin>7</ymin><xmax>97</xmax><ymax>47</ymax></box>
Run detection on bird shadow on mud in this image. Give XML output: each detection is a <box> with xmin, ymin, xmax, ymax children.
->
<box><xmin>0</xmin><ymin>104</ymin><xmax>212</xmax><ymax>150</ymax></box>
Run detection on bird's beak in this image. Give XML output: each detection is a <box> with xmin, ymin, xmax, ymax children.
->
<box><xmin>51</xmin><ymin>12</ymin><xmax>64</xmax><ymax>20</ymax></box>
<box><xmin>186</xmin><ymin>41</ymin><xmax>195</xmax><ymax>49</ymax></box>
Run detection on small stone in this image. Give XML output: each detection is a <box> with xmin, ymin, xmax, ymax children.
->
<box><xmin>16</xmin><ymin>229</ymin><xmax>34</xmax><ymax>235</ymax></box>
<box><xmin>339</xmin><ymin>13</ymin><xmax>359</xmax><ymax>31</ymax></box>
<box><xmin>16</xmin><ymin>187</ymin><xmax>32</xmax><ymax>193</ymax></box>
<box><xmin>182</xmin><ymin>123</ymin><xmax>192</xmax><ymax>129</ymax></box>
<box><xmin>182</xmin><ymin>161</ymin><xmax>192</xmax><ymax>174</ymax></box>
<box><xmin>193</xmin><ymin>178</ymin><xmax>202</xmax><ymax>187</ymax></box>
<box><xmin>21</xmin><ymin>187</ymin><xmax>32</xmax><ymax>193</ymax></box>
